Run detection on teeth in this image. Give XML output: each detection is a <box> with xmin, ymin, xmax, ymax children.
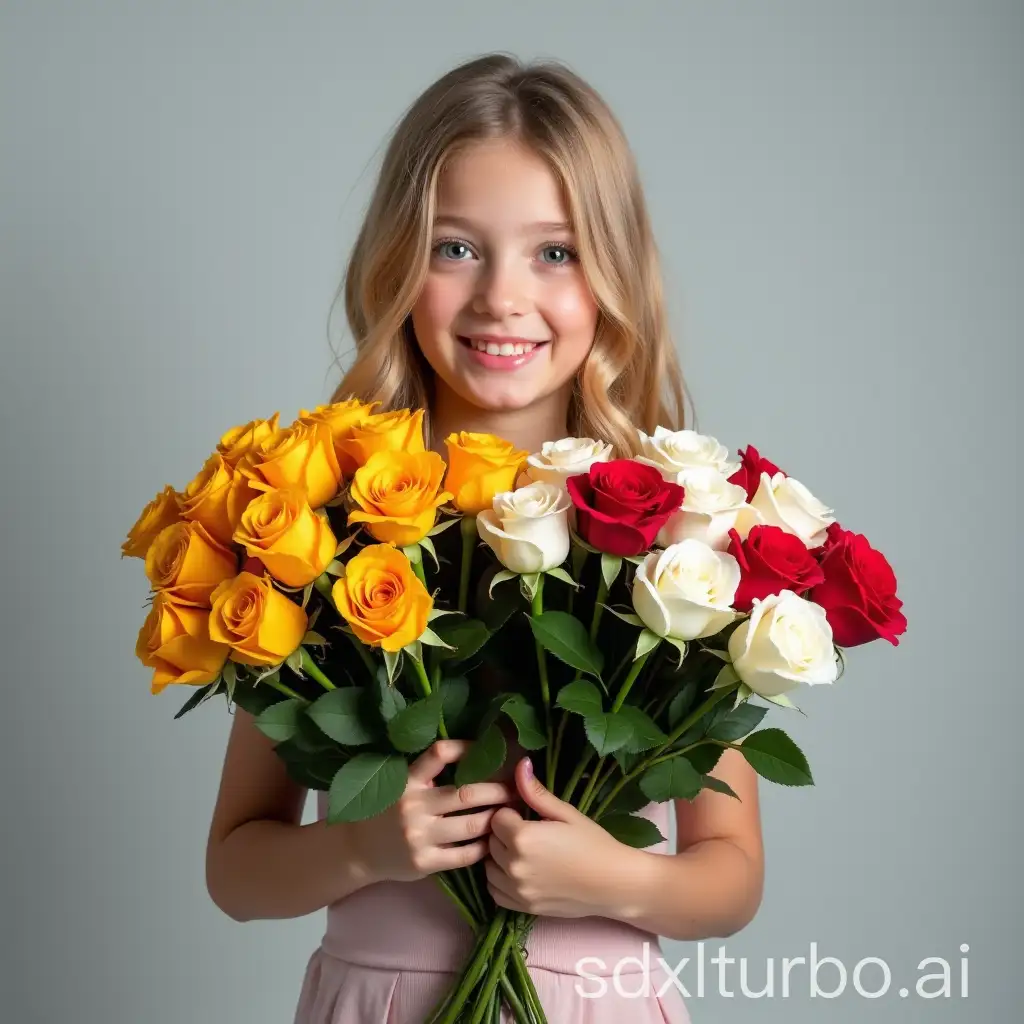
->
<box><xmin>468</xmin><ymin>339</ymin><xmax>538</xmax><ymax>357</ymax></box>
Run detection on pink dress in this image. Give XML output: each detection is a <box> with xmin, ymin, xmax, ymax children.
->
<box><xmin>293</xmin><ymin>790</ymin><xmax>691</xmax><ymax>1023</ymax></box>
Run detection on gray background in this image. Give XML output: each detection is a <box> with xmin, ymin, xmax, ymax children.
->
<box><xmin>2</xmin><ymin>1</ymin><xmax>1020</xmax><ymax>1021</ymax></box>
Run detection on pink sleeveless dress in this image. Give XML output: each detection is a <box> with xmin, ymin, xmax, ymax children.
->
<box><xmin>292</xmin><ymin>790</ymin><xmax>691</xmax><ymax>1023</ymax></box>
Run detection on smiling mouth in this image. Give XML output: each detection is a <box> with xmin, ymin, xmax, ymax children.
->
<box><xmin>458</xmin><ymin>336</ymin><xmax>550</xmax><ymax>357</ymax></box>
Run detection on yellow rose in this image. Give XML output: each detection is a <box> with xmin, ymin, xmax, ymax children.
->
<box><xmin>180</xmin><ymin>452</ymin><xmax>257</xmax><ymax>547</ymax></box>
<box><xmin>135</xmin><ymin>591</ymin><xmax>230</xmax><ymax>695</ymax></box>
<box><xmin>121</xmin><ymin>484</ymin><xmax>182</xmax><ymax>559</ymax></box>
<box><xmin>209</xmin><ymin>571</ymin><xmax>309</xmax><ymax>667</ymax></box>
<box><xmin>296</xmin><ymin>397</ymin><xmax>379</xmax><ymax>475</ymax></box>
<box><xmin>336</xmin><ymin>408</ymin><xmax>425</xmax><ymax>474</ymax></box>
<box><xmin>216</xmin><ymin>412</ymin><xmax>281</xmax><ymax>467</ymax></box>
<box><xmin>444</xmin><ymin>431</ymin><xmax>529</xmax><ymax>514</ymax></box>
<box><xmin>232</xmin><ymin>485</ymin><xmax>337</xmax><ymax>587</ymax></box>
<box><xmin>144</xmin><ymin>520</ymin><xmax>238</xmax><ymax>605</ymax></box>
<box><xmin>332</xmin><ymin>544</ymin><xmax>431</xmax><ymax>652</ymax></box>
<box><xmin>348</xmin><ymin>450</ymin><xmax>453</xmax><ymax>546</ymax></box>
<box><xmin>240</xmin><ymin>421</ymin><xmax>342</xmax><ymax>509</ymax></box>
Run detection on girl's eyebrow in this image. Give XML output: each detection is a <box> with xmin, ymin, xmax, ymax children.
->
<box><xmin>433</xmin><ymin>214</ymin><xmax>572</xmax><ymax>234</ymax></box>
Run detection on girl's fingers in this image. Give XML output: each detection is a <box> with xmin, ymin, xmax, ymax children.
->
<box><xmin>408</xmin><ymin>740</ymin><xmax>471</xmax><ymax>784</ymax></box>
<box><xmin>434</xmin><ymin>839</ymin><xmax>489</xmax><ymax>871</ymax></box>
<box><xmin>486</xmin><ymin>831</ymin><xmax>513</xmax><ymax>873</ymax></box>
<box><xmin>429</xmin><ymin>781</ymin><xmax>516</xmax><ymax>815</ymax></box>
<box><xmin>431</xmin><ymin>807</ymin><xmax>498</xmax><ymax>846</ymax></box>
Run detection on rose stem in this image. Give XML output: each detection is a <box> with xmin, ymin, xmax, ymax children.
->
<box><xmin>458</xmin><ymin>514</ymin><xmax>477</xmax><ymax>612</ymax></box>
<box><xmin>530</xmin><ymin>576</ymin><xmax>555</xmax><ymax>787</ymax></box>
<box><xmin>299</xmin><ymin>648</ymin><xmax>337</xmax><ymax>690</ymax></box>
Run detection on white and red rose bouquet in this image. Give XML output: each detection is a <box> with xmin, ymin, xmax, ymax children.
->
<box><xmin>122</xmin><ymin>402</ymin><xmax>906</xmax><ymax>1023</ymax></box>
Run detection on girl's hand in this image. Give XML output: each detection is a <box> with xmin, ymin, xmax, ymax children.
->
<box><xmin>484</xmin><ymin>756</ymin><xmax>647</xmax><ymax>919</ymax></box>
<box><xmin>350</xmin><ymin>739</ymin><xmax>518</xmax><ymax>884</ymax></box>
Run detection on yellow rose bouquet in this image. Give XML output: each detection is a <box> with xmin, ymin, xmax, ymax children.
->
<box><xmin>124</xmin><ymin>405</ymin><xmax>905</xmax><ymax>1024</ymax></box>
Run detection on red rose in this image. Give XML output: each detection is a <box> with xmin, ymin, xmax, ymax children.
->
<box><xmin>727</xmin><ymin>525</ymin><xmax>826</xmax><ymax>612</ymax></box>
<box><xmin>728</xmin><ymin>445</ymin><xmax>784</xmax><ymax>502</ymax></box>
<box><xmin>566</xmin><ymin>460</ymin><xmax>684</xmax><ymax>557</ymax></box>
<box><xmin>809</xmin><ymin>528</ymin><xmax>907</xmax><ymax>647</ymax></box>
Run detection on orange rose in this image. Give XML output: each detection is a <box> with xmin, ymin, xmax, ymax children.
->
<box><xmin>180</xmin><ymin>452</ymin><xmax>257</xmax><ymax>547</ymax></box>
<box><xmin>239</xmin><ymin>421</ymin><xmax>342</xmax><ymax>509</ymax></box>
<box><xmin>336</xmin><ymin>408</ymin><xmax>425</xmax><ymax>474</ymax></box>
<box><xmin>296</xmin><ymin>398</ymin><xmax>378</xmax><ymax>475</ymax></box>
<box><xmin>444</xmin><ymin>431</ymin><xmax>528</xmax><ymax>514</ymax></box>
<box><xmin>122</xmin><ymin>485</ymin><xmax>182</xmax><ymax>559</ymax></box>
<box><xmin>209</xmin><ymin>571</ymin><xmax>308</xmax><ymax>667</ymax></box>
<box><xmin>331</xmin><ymin>544</ymin><xmax>431</xmax><ymax>652</ymax></box>
<box><xmin>216</xmin><ymin>412</ymin><xmax>281</xmax><ymax>467</ymax></box>
<box><xmin>348</xmin><ymin>450</ymin><xmax>452</xmax><ymax>546</ymax></box>
<box><xmin>135</xmin><ymin>591</ymin><xmax>230</xmax><ymax>695</ymax></box>
<box><xmin>144</xmin><ymin>520</ymin><xmax>238</xmax><ymax>605</ymax></box>
<box><xmin>232</xmin><ymin>485</ymin><xmax>337</xmax><ymax>587</ymax></box>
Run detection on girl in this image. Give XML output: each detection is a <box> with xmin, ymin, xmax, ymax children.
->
<box><xmin>206</xmin><ymin>53</ymin><xmax>765</xmax><ymax>1023</ymax></box>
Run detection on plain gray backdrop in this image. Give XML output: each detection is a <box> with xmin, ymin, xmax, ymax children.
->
<box><xmin>2</xmin><ymin>1</ymin><xmax>1020</xmax><ymax>1021</ymax></box>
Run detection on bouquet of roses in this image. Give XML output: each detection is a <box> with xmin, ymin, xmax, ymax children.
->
<box><xmin>122</xmin><ymin>400</ymin><xmax>906</xmax><ymax>1024</ymax></box>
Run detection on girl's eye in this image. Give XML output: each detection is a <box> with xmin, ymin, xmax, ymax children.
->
<box><xmin>538</xmin><ymin>244</ymin><xmax>578</xmax><ymax>265</ymax></box>
<box><xmin>433</xmin><ymin>239</ymin><xmax>474</xmax><ymax>261</ymax></box>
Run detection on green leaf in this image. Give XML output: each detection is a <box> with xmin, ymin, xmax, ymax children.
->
<box><xmin>334</xmin><ymin>532</ymin><xmax>357</xmax><ymax>558</ymax></box>
<box><xmin>617</xmin><ymin>706</ymin><xmax>669</xmax><ymax>752</ymax></box>
<box><xmin>739</xmin><ymin>729</ymin><xmax>813</xmax><ymax>786</ymax></box>
<box><xmin>584</xmin><ymin>711</ymin><xmax>635</xmax><ymax>756</ymax></box>
<box><xmin>383</xmin><ymin>649</ymin><xmax>401</xmax><ymax>684</ymax></box>
<box><xmin>498</xmin><ymin>694</ymin><xmax>547</xmax><ymax>750</ymax></box>
<box><xmin>437</xmin><ymin>676</ymin><xmax>470</xmax><ymax>731</ymax></box>
<box><xmin>667</xmin><ymin>680</ymin><xmax>698</xmax><ymax>729</ymax></box>
<box><xmin>639</xmin><ymin>757</ymin><xmax>703</xmax><ymax>802</ymax></box>
<box><xmin>598</xmin><ymin>812</ymin><xmax>665</xmax><ymax>849</ymax></box>
<box><xmin>759</xmin><ymin>690</ymin><xmax>804</xmax><ymax>713</ymax></box>
<box><xmin>454</xmin><ymin>721</ymin><xmax>507</xmax><ymax>786</ymax></box>
<box><xmin>600</xmin><ymin>553</ymin><xmax>623</xmax><ymax>591</ymax></box>
<box><xmin>601</xmin><ymin>778</ymin><xmax>649</xmax><ymax>816</ymax></box>
<box><xmin>708</xmin><ymin>702</ymin><xmax>768</xmax><ymax>742</ymax></box>
<box><xmin>254</xmin><ymin>698</ymin><xmax>302</xmax><ymax>743</ymax></box>
<box><xmin>635</xmin><ymin>628</ymin><xmax>661</xmax><ymax>661</ymax></box>
<box><xmin>701</xmin><ymin>775</ymin><xmax>740</xmax><ymax>800</ymax></box>
<box><xmin>307</xmin><ymin>687</ymin><xmax>378</xmax><ymax>745</ymax></box>
<box><xmin>711</xmin><ymin>663</ymin><xmax>740</xmax><ymax>689</ymax></box>
<box><xmin>418</xmin><ymin>535</ymin><xmax>439</xmax><ymax>570</ymax></box>
<box><xmin>545</xmin><ymin>566</ymin><xmax>578</xmax><ymax>589</ymax></box>
<box><xmin>663</xmin><ymin>636</ymin><xmax>688</xmax><ymax>668</ymax></box>
<box><xmin>325</xmin><ymin>558</ymin><xmax>346</xmax><ymax>577</ymax></box>
<box><xmin>327</xmin><ymin>754</ymin><xmax>408</xmax><ymax>823</ymax></box>
<box><xmin>603</xmin><ymin>605</ymin><xmax>644</xmax><ymax>628</ymax></box>
<box><xmin>428</xmin><ymin>516</ymin><xmax>460</xmax><ymax>537</ymax></box>
<box><xmin>488</xmin><ymin>569</ymin><xmax>518</xmax><ymax>597</ymax></box>
<box><xmin>230</xmin><ymin>682</ymin><xmax>284</xmax><ymax>718</ymax></box>
<box><xmin>387</xmin><ymin>693</ymin><xmax>443</xmax><ymax>753</ymax></box>
<box><xmin>685</xmin><ymin>744</ymin><xmax>724</xmax><ymax>775</ymax></box>
<box><xmin>419</xmin><ymin>626</ymin><xmax>454</xmax><ymax>650</ymax></box>
<box><xmin>301</xmin><ymin>630</ymin><xmax>328</xmax><ymax>647</ymax></box>
<box><xmin>377</xmin><ymin>676</ymin><xmax>407</xmax><ymax>722</ymax></box>
<box><xmin>174</xmin><ymin>682</ymin><xmax>217</xmax><ymax>719</ymax></box>
<box><xmin>555</xmin><ymin>679</ymin><xmax>604</xmax><ymax>717</ymax></box>
<box><xmin>613</xmin><ymin>746</ymin><xmax>644</xmax><ymax>773</ymax></box>
<box><xmin>528</xmin><ymin>611</ymin><xmax>604</xmax><ymax>679</ymax></box>
<box><xmin>433</xmin><ymin>617</ymin><xmax>490</xmax><ymax>663</ymax></box>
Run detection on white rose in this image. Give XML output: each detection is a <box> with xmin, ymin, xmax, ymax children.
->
<box><xmin>477</xmin><ymin>481</ymin><xmax>571</xmax><ymax>574</ymax></box>
<box><xmin>635</xmin><ymin>426</ymin><xmax>740</xmax><ymax>483</ymax></box>
<box><xmin>519</xmin><ymin>437</ymin><xmax>613</xmax><ymax>490</ymax></box>
<box><xmin>657</xmin><ymin>467</ymin><xmax>749</xmax><ymax>550</ymax></box>
<box><xmin>632</xmin><ymin>539</ymin><xmax>740</xmax><ymax>641</ymax></box>
<box><xmin>728</xmin><ymin>590</ymin><xmax>839</xmax><ymax>697</ymax></box>
<box><xmin>734</xmin><ymin>472</ymin><xmax>836</xmax><ymax>549</ymax></box>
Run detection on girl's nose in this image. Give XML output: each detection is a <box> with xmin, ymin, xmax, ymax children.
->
<box><xmin>472</xmin><ymin>260</ymin><xmax>531</xmax><ymax>319</ymax></box>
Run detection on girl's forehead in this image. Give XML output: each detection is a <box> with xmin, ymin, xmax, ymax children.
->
<box><xmin>435</xmin><ymin>139</ymin><xmax>571</xmax><ymax>228</ymax></box>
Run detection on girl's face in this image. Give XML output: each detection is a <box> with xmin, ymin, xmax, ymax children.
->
<box><xmin>410</xmin><ymin>138</ymin><xmax>598</xmax><ymax>418</ymax></box>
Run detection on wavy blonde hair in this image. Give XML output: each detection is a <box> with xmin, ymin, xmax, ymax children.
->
<box><xmin>328</xmin><ymin>53</ymin><xmax>690</xmax><ymax>455</ymax></box>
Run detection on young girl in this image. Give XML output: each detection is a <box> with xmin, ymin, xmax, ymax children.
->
<box><xmin>206</xmin><ymin>53</ymin><xmax>765</xmax><ymax>1023</ymax></box>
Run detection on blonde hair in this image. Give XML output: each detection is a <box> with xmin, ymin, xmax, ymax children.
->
<box><xmin>329</xmin><ymin>53</ymin><xmax>691</xmax><ymax>455</ymax></box>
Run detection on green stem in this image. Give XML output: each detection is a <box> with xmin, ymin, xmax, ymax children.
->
<box><xmin>412</xmin><ymin>656</ymin><xmax>449</xmax><ymax>739</ymax></box>
<box><xmin>576</xmin><ymin>754</ymin><xmax>607</xmax><ymax>814</ymax></box>
<box><xmin>409</xmin><ymin>547</ymin><xmax>429</xmax><ymax>589</ymax></box>
<box><xmin>458</xmin><ymin>515</ymin><xmax>477</xmax><ymax>613</ymax></box>
<box><xmin>299</xmin><ymin>648</ymin><xmax>337</xmax><ymax>690</ymax></box>
<box><xmin>264</xmin><ymin>675</ymin><xmax>307</xmax><ymax>703</ymax></box>
<box><xmin>560</xmin><ymin>748</ymin><xmax>593</xmax><ymax>803</ymax></box>
<box><xmin>610</xmin><ymin>648</ymin><xmax>652</xmax><ymax>712</ymax></box>
<box><xmin>469</xmin><ymin>925</ymin><xmax>518</xmax><ymax>1024</ymax></box>
<box><xmin>591</xmin><ymin>681</ymin><xmax>741</xmax><ymax>820</ymax></box>
<box><xmin>434</xmin><ymin>874</ymin><xmax>476</xmax><ymax>930</ymax></box>
<box><xmin>433</xmin><ymin>908</ymin><xmax>509</xmax><ymax>1024</ymax></box>
<box><xmin>530</xmin><ymin>577</ymin><xmax>554</xmax><ymax>787</ymax></box>
<box><xmin>588</xmin><ymin>572</ymin><xmax>609</xmax><ymax>643</ymax></box>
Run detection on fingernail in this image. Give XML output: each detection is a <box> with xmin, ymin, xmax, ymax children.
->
<box><xmin>521</xmin><ymin>756</ymin><xmax>533</xmax><ymax>780</ymax></box>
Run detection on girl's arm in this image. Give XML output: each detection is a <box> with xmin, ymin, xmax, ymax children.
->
<box><xmin>205</xmin><ymin>707</ymin><xmax>378</xmax><ymax>922</ymax></box>
<box><xmin>604</xmin><ymin>748</ymin><xmax>765</xmax><ymax>941</ymax></box>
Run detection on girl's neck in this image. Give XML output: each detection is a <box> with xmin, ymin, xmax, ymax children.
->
<box><xmin>427</xmin><ymin>380</ymin><xmax>571</xmax><ymax>456</ymax></box>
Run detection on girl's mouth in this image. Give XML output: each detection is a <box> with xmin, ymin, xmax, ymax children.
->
<box><xmin>457</xmin><ymin>336</ymin><xmax>549</xmax><ymax>371</ymax></box>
